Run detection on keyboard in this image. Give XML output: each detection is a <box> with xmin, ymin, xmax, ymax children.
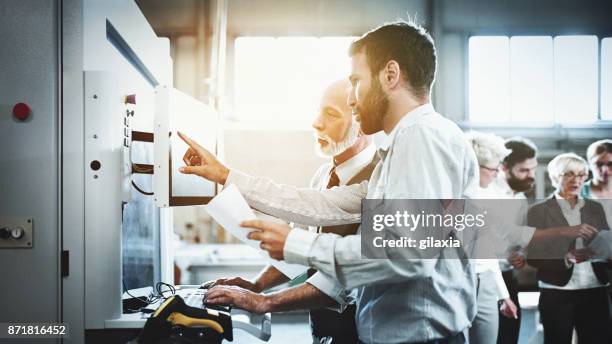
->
<box><xmin>177</xmin><ymin>288</ymin><xmax>232</xmax><ymax>313</ymax></box>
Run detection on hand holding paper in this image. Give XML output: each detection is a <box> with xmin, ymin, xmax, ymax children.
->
<box><xmin>204</xmin><ymin>184</ymin><xmax>306</xmax><ymax>279</ymax></box>
<box><xmin>243</xmin><ymin>219</ymin><xmax>291</xmax><ymax>261</ymax></box>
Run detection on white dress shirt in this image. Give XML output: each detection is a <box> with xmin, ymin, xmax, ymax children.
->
<box><xmin>472</xmin><ymin>185</ymin><xmax>510</xmax><ymax>302</ymax></box>
<box><xmin>539</xmin><ymin>193</ymin><xmax>605</xmax><ymax>290</ymax></box>
<box><xmin>227</xmin><ymin>103</ymin><xmax>480</xmax><ymax>343</ymax></box>
<box><xmin>303</xmin><ymin>142</ymin><xmax>376</xmax><ymax>306</ymax></box>
<box><xmin>485</xmin><ymin>173</ymin><xmax>532</xmax><ymax>272</ymax></box>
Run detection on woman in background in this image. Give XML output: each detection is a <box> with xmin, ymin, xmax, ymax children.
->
<box><xmin>582</xmin><ymin>140</ymin><xmax>612</xmax><ymax>340</ymax></box>
<box><xmin>527</xmin><ymin>153</ymin><xmax>610</xmax><ymax>344</ymax></box>
<box><xmin>582</xmin><ymin>139</ymin><xmax>612</xmax><ymax>228</ymax></box>
<box><xmin>466</xmin><ymin>131</ymin><xmax>519</xmax><ymax>344</ymax></box>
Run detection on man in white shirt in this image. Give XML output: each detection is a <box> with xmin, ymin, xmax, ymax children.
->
<box><xmin>181</xmin><ymin>21</ymin><xmax>480</xmax><ymax>344</ymax></box>
<box><xmin>200</xmin><ymin>80</ymin><xmax>378</xmax><ymax>344</ymax></box>
<box><xmin>178</xmin><ymin>22</ymin><xmax>597</xmax><ymax>344</ymax></box>
<box><xmin>490</xmin><ymin>137</ymin><xmax>538</xmax><ymax>344</ymax></box>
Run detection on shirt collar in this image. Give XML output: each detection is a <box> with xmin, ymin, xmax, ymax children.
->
<box><xmin>378</xmin><ymin>103</ymin><xmax>435</xmax><ymax>152</ymax></box>
<box><xmin>335</xmin><ymin>143</ymin><xmax>376</xmax><ymax>186</ymax></box>
<box><xmin>554</xmin><ymin>190</ymin><xmax>585</xmax><ymax>211</ymax></box>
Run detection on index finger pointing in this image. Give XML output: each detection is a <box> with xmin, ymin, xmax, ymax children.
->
<box><xmin>177</xmin><ymin>131</ymin><xmax>202</xmax><ymax>152</ymax></box>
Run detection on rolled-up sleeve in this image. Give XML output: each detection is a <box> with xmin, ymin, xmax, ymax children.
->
<box><xmin>226</xmin><ymin>169</ymin><xmax>366</xmax><ymax>226</ymax></box>
<box><xmin>306</xmin><ymin>272</ymin><xmax>352</xmax><ymax>312</ymax></box>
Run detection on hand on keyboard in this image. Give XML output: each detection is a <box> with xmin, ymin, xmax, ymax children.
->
<box><xmin>205</xmin><ymin>285</ymin><xmax>269</xmax><ymax>314</ymax></box>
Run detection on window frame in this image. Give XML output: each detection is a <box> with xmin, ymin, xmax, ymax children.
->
<box><xmin>465</xmin><ymin>31</ymin><xmax>612</xmax><ymax>129</ymax></box>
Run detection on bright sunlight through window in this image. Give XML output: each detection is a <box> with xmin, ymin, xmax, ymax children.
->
<box><xmin>469</xmin><ymin>35</ymin><xmax>605</xmax><ymax>125</ymax></box>
<box><xmin>234</xmin><ymin>36</ymin><xmax>355</xmax><ymax>122</ymax></box>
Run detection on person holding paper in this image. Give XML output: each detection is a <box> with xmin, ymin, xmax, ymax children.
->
<box><xmin>179</xmin><ymin>21</ymin><xmax>598</xmax><ymax>344</ymax></box>
<box><xmin>181</xmin><ymin>21</ymin><xmax>479</xmax><ymax>344</ymax></box>
<box><xmin>481</xmin><ymin>136</ymin><xmax>538</xmax><ymax>344</ymax></box>
<box><xmin>201</xmin><ymin>79</ymin><xmax>378</xmax><ymax>344</ymax></box>
<box><xmin>526</xmin><ymin>153</ymin><xmax>610</xmax><ymax>344</ymax></box>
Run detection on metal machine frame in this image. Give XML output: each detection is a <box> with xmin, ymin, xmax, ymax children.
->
<box><xmin>61</xmin><ymin>1</ymin><xmax>174</xmax><ymax>342</ymax></box>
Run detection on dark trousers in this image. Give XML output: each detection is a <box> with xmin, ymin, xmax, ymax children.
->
<box><xmin>539</xmin><ymin>287</ymin><xmax>610</xmax><ymax>344</ymax></box>
<box><xmin>497</xmin><ymin>270</ymin><xmax>521</xmax><ymax>344</ymax></box>
<box><xmin>310</xmin><ymin>304</ymin><xmax>358</xmax><ymax>344</ymax></box>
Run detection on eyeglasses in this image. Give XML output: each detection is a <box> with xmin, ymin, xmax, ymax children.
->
<box><xmin>480</xmin><ymin>165</ymin><xmax>501</xmax><ymax>172</ymax></box>
<box><xmin>560</xmin><ymin>172</ymin><xmax>588</xmax><ymax>180</ymax></box>
<box><xmin>595</xmin><ymin>161</ymin><xmax>612</xmax><ymax>168</ymax></box>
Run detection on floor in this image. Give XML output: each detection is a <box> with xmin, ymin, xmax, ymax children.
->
<box><xmin>231</xmin><ymin>309</ymin><xmax>542</xmax><ymax>344</ymax></box>
<box><xmin>231</xmin><ymin>312</ymin><xmax>311</xmax><ymax>344</ymax></box>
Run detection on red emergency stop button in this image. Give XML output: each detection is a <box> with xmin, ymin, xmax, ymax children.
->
<box><xmin>125</xmin><ymin>94</ymin><xmax>136</xmax><ymax>105</ymax></box>
<box><xmin>13</xmin><ymin>103</ymin><xmax>31</xmax><ymax>121</ymax></box>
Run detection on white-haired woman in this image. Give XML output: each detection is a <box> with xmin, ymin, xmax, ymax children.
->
<box><xmin>527</xmin><ymin>153</ymin><xmax>610</xmax><ymax>344</ymax></box>
<box><xmin>466</xmin><ymin>131</ymin><xmax>519</xmax><ymax>344</ymax></box>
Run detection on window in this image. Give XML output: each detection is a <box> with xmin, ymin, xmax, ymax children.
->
<box><xmin>233</xmin><ymin>36</ymin><xmax>356</xmax><ymax>122</ymax></box>
<box><xmin>510</xmin><ymin>36</ymin><xmax>554</xmax><ymax>123</ymax></box>
<box><xmin>468</xmin><ymin>36</ymin><xmax>510</xmax><ymax>123</ymax></box>
<box><xmin>602</xmin><ymin>38</ymin><xmax>612</xmax><ymax>120</ymax></box>
<box><xmin>469</xmin><ymin>35</ymin><xmax>606</xmax><ymax>124</ymax></box>
<box><xmin>553</xmin><ymin>36</ymin><xmax>598</xmax><ymax>123</ymax></box>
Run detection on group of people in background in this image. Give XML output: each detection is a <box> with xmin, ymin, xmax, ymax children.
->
<box><xmin>467</xmin><ymin>133</ymin><xmax>612</xmax><ymax>344</ymax></box>
<box><xmin>177</xmin><ymin>19</ymin><xmax>612</xmax><ymax>344</ymax></box>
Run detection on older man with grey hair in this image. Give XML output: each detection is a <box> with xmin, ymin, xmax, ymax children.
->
<box><xmin>200</xmin><ymin>79</ymin><xmax>377</xmax><ymax>344</ymax></box>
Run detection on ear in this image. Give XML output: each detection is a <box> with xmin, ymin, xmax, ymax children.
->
<box><xmin>381</xmin><ymin>60</ymin><xmax>401</xmax><ymax>90</ymax></box>
<box><xmin>502</xmin><ymin>163</ymin><xmax>509</xmax><ymax>173</ymax></box>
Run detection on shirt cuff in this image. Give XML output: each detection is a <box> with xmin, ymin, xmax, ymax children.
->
<box><xmin>564</xmin><ymin>253</ymin><xmax>574</xmax><ymax>268</ymax></box>
<box><xmin>283</xmin><ymin>228</ymin><xmax>318</xmax><ymax>266</ymax></box>
<box><xmin>519</xmin><ymin>226</ymin><xmax>536</xmax><ymax>248</ymax></box>
<box><xmin>306</xmin><ymin>272</ymin><xmax>350</xmax><ymax>312</ymax></box>
<box><xmin>494</xmin><ymin>272</ymin><xmax>510</xmax><ymax>300</ymax></box>
<box><xmin>225</xmin><ymin>169</ymin><xmax>253</xmax><ymax>191</ymax></box>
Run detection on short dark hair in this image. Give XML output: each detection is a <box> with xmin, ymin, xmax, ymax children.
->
<box><xmin>503</xmin><ymin>137</ymin><xmax>538</xmax><ymax>168</ymax></box>
<box><xmin>349</xmin><ymin>21</ymin><xmax>437</xmax><ymax>99</ymax></box>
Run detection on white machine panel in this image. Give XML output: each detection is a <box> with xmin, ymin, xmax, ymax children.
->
<box><xmin>154</xmin><ymin>85</ymin><xmax>218</xmax><ymax>207</ymax></box>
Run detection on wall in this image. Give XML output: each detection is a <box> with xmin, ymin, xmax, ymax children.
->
<box><xmin>0</xmin><ymin>1</ymin><xmax>59</xmax><ymax>341</ymax></box>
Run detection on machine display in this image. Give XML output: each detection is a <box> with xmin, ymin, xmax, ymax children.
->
<box><xmin>154</xmin><ymin>85</ymin><xmax>218</xmax><ymax>207</ymax></box>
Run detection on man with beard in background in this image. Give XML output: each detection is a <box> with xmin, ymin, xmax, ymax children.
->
<box><xmin>487</xmin><ymin>137</ymin><xmax>538</xmax><ymax>344</ymax></box>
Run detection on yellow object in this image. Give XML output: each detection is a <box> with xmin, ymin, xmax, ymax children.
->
<box><xmin>167</xmin><ymin>312</ymin><xmax>224</xmax><ymax>334</ymax></box>
<box><xmin>153</xmin><ymin>297</ymin><xmax>175</xmax><ymax>317</ymax></box>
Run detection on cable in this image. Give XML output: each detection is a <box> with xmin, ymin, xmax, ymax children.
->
<box><xmin>122</xmin><ymin>280</ymin><xmax>153</xmax><ymax>313</ymax></box>
<box><xmin>122</xmin><ymin>281</ymin><xmax>178</xmax><ymax>313</ymax></box>
<box><xmin>155</xmin><ymin>282</ymin><xmax>177</xmax><ymax>300</ymax></box>
<box><xmin>131</xmin><ymin>180</ymin><xmax>154</xmax><ymax>195</ymax></box>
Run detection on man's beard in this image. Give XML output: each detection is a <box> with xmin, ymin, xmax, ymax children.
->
<box><xmin>355</xmin><ymin>77</ymin><xmax>388</xmax><ymax>135</ymax></box>
<box><xmin>507</xmin><ymin>170</ymin><xmax>535</xmax><ymax>193</ymax></box>
<box><xmin>316</xmin><ymin>119</ymin><xmax>361</xmax><ymax>157</ymax></box>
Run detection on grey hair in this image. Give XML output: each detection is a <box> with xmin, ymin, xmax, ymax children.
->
<box><xmin>465</xmin><ymin>131</ymin><xmax>511</xmax><ymax>167</ymax></box>
<box><xmin>547</xmin><ymin>153</ymin><xmax>588</xmax><ymax>188</ymax></box>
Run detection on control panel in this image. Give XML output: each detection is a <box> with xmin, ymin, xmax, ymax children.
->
<box><xmin>122</xmin><ymin>94</ymin><xmax>136</xmax><ymax>202</ymax></box>
<box><xmin>0</xmin><ymin>217</ymin><xmax>33</xmax><ymax>248</ymax></box>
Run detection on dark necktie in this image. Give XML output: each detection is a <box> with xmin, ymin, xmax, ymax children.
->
<box><xmin>326</xmin><ymin>166</ymin><xmax>340</xmax><ymax>189</ymax></box>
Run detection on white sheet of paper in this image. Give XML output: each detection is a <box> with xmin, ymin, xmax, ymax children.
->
<box><xmin>587</xmin><ymin>230</ymin><xmax>612</xmax><ymax>262</ymax></box>
<box><xmin>204</xmin><ymin>184</ymin><xmax>306</xmax><ymax>279</ymax></box>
